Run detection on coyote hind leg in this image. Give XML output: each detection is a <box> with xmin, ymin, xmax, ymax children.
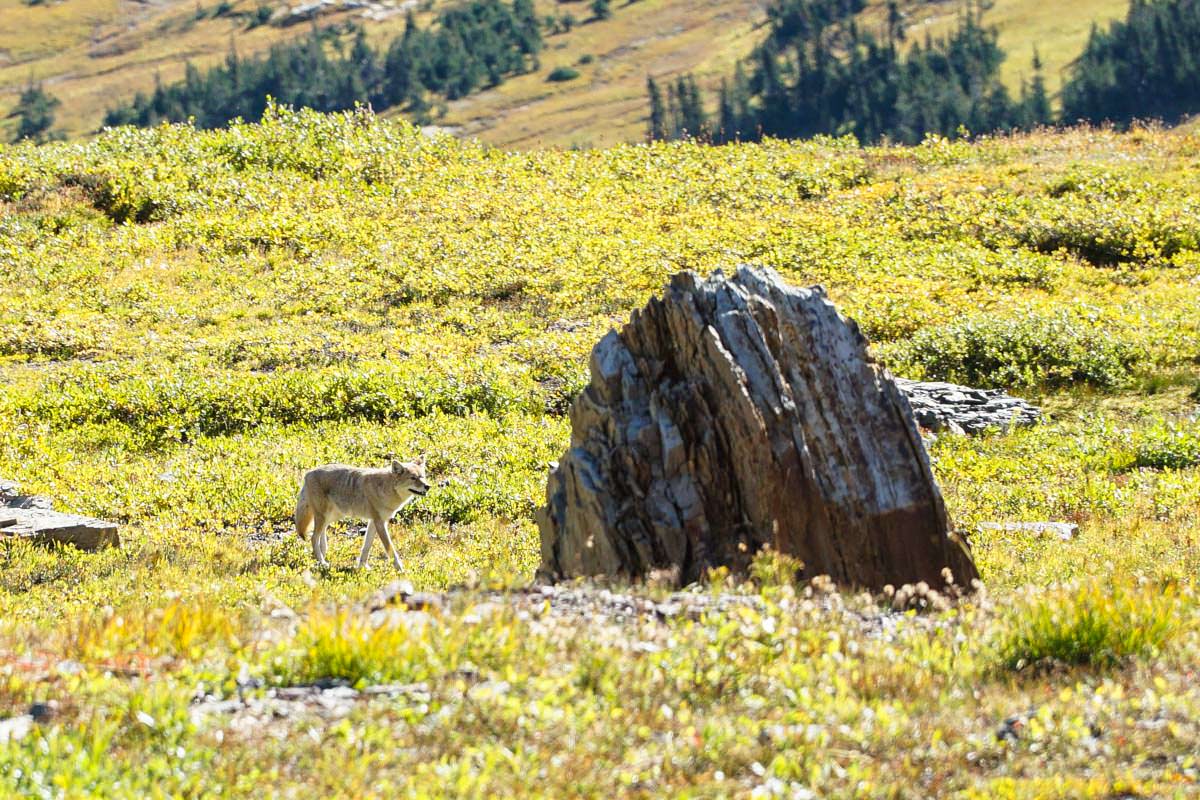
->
<box><xmin>294</xmin><ymin>489</ymin><xmax>313</xmax><ymax>538</ymax></box>
<box><xmin>311</xmin><ymin>512</ymin><xmax>330</xmax><ymax>568</ymax></box>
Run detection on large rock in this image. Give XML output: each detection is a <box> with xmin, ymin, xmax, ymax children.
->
<box><xmin>536</xmin><ymin>266</ymin><xmax>978</xmax><ymax>589</ymax></box>
<box><xmin>895</xmin><ymin>379</ymin><xmax>1041</xmax><ymax>435</ymax></box>
<box><xmin>0</xmin><ymin>479</ymin><xmax>119</xmax><ymax>551</ymax></box>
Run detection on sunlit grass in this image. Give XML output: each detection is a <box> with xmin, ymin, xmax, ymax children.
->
<box><xmin>988</xmin><ymin>579</ymin><xmax>1187</xmax><ymax>672</ymax></box>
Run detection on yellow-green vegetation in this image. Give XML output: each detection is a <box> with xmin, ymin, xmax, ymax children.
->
<box><xmin>989</xmin><ymin>580</ymin><xmax>1185</xmax><ymax>671</ymax></box>
<box><xmin>1</xmin><ymin>108</ymin><xmax>1200</xmax><ymax>795</ymax></box>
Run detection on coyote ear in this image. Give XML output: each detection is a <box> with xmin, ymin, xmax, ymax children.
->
<box><xmin>391</xmin><ymin>460</ymin><xmax>403</xmax><ymax>473</ymax></box>
<box><xmin>415</xmin><ymin>454</ymin><xmax>427</xmax><ymax>469</ymax></box>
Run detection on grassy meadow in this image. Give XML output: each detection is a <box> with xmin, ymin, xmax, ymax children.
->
<box><xmin>1</xmin><ymin>109</ymin><xmax>1199</xmax><ymax>796</ymax></box>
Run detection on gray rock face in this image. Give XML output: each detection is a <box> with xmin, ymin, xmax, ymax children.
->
<box><xmin>894</xmin><ymin>379</ymin><xmax>1041</xmax><ymax>435</ymax></box>
<box><xmin>536</xmin><ymin>266</ymin><xmax>979</xmax><ymax>590</ymax></box>
<box><xmin>0</xmin><ymin>479</ymin><xmax>120</xmax><ymax>551</ymax></box>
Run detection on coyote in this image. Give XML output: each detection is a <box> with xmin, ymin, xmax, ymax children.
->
<box><xmin>294</xmin><ymin>457</ymin><xmax>430</xmax><ymax>570</ymax></box>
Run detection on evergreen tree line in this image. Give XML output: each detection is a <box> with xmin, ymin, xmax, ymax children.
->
<box><xmin>102</xmin><ymin>0</ymin><xmax>542</xmax><ymax>129</ymax></box>
<box><xmin>1061</xmin><ymin>0</ymin><xmax>1200</xmax><ymax>124</ymax></box>
<box><xmin>649</xmin><ymin>0</ymin><xmax>1054</xmax><ymax>144</ymax></box>
<box><xmin>12</xmin><ymin>0</ymin><xmax>1200</xmax><ymax>143</ymax></box>
<box><xmin>648</xmin><ymin>0</ymin><xmax>1200</xmax><ymax>144</ymax></box>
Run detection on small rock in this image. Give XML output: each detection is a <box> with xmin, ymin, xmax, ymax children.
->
<box><xmin>0</xmin><ymin>715</ymin><xmax>33</xmax><ymax>744</ymax></box>
<box><xmin>467</xmin><ymin>680</ymin><xmax>510</xmax><ymax>701</ymax></box>
<box><xmin>0</xmin><ymin>478</ymin><xmax>119</xmax><ymax>550</ymax></box>
<box><xmin>893</xmin><ymin>379</ymin><xmax>1041</xmax><ymax>436</ymax></box>
<box><xmin>977</xmin><ymin>521</ymin><xmax>1077</xmax><ymax>541</ymax></box>
<box><xmin>28</xmin><ymin>701</ymin><xmax>57</xmax><ymax>723</ymax></box>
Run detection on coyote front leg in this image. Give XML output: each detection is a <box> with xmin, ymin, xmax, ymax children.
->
<box><xmin>373</xmin><ymin>516</ymin><xmax>403</xmax><ymax>571</ymax></box>
<box><xmin>357</xmin><ymin>520</ymin><xmax>378</xmax><ymax>569</ymax></box>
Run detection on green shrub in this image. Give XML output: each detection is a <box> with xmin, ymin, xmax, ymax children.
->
<box><xmin>884</xmin><ymin>311</ymin><xmax>1141</xmax><ymax>390</ymax></box>
<box><xmin>60</xmin><ymin>167</ymin><xmax>178</xmax><ymax>224</ymax></box>
<box><xmin>11</xmin><ymin>363</ymin><xmax>544</xmax><ymax>445</ymax></box>
<box><xmin>989</xmin><ymin>580</ymin><xmax>1182</xmax><ymax>672</ymax></box>
<box><xmin>1131</xmin><ymin>421</ymin><xmax>1200</xmax><ymax>470</ymax></box>
<box><xmin>747</xmin><ymin>546</ymin><xmax>805</xmax><ymax>588</ymax></box>
<box><xmin>0</xmin><ymin>152</ymin><xmax>39</xmax><ymax>201</ymax></box>
<box><xmin>0</xmin><ymin>316</ymin><xmax>103</xmax><ymax>360</ymax></box>
<box><xmin>277</xmin><ymin>609</ymin><xmax>525</xmax><ymax>686</ymax></box>
<box><xmin>547</xmin><ymin>67</ymin><xmax>581</xmax><ymax>83</ymax></box>
<box><xmin>991</xmin><ymin>182</ymin><xmax>1200</xmax><ymax>266</ymax></box>
<box><xmin>285</xmin><ymin>611</ymin><xmax>434</xmax><ymax>686</ymax></box>
<box><xmin>248</xmin><ymin>3</ymin><xmax>273</xmax><ymax>27</ymax></box>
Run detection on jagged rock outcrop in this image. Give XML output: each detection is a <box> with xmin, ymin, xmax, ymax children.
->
<box><xmin>895</xmin><ymin>379</ymin><xmax>1041</xmax><ymax>435</ymax></box>
<box><xmin>536</xmin><ymin>266</ymin><xmax>978</xmax><ymax>590</ymax></box>
<box><xmin>0</xmin><ymin>479</ymin><xmax>120</xmax><ymax>551</ymax></box>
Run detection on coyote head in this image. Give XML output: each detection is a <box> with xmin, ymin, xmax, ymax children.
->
<box><xmin>391</xmin><ymin>455</ymin><xmax>431</xmax><ymax>497</ymax></box>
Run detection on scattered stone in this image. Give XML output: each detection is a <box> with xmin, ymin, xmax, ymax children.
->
<box><xmin>368</xmin><ymin>579</ymin><xmax>446</xmax><ymax>612</ymax></box>
<box><xmin>28</xmin><ymin>701</ymin><xmax>58</xmax><ymax>723</ymax></box>
<box><xmin>0</xmin><ymin>481</ymin><xmax>52</xmax><ymax>510</ymax></box>
<box><xmin>274</xmin><ymin>0</ymin><xmax>412</xmax><ymax>25</ymax></box>
<box><xmin>894</xmin><ymin>379</ymin><xmax>1041</xmax><ymax>435</ymax></box>
<box><xmin>361</xmin><ymin>682</ymin><xmax>430</xmax><ymax>697</ymax></box>
<box><xmin>190</xmin><ymin>681</ymin><xmax>432</xmax><ymax>727</ymax></box>
<box><xmin>977</xmin><ymin>521</ymin><xmax>1078</xmax><ymax>542</ymax></box>
<box><xmin>995</xmin><ymin>712</ymin><xmax>1032</xmax><ymax>743</ymax></box>
<box><xmin>0</xmin><ymin>715</ymin><xmax>33</xmax><ymax>744</ymax></box>
<box><xmin>537</xmin><ymin>266</ymin><xmax>978</xmax><ymax>590</ymax></box>
<box><xmin>467</xmin><ymin>680</ymin><xmax>511</xmax><ymax>701</ymax></box>
<box><xmin>277</xmin><ymin>0</ymin><xmax>336</xmax><ymax>24</ymax></box>
<box><xmin>0</xmin><ymin>479</ymin><xmax>120</xmax><ymax>551</ymax></box>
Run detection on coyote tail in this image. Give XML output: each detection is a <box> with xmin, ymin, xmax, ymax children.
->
<box><xmin>294</xmin><ymin>487</ymin><xmax>314</xmax><ymax>538</ymax></box>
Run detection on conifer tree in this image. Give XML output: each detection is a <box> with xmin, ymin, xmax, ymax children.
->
<box><xmin>1062</xmin><ymin>0</ymin><xmax>1200</xmax><ymax>126</ymax></box>
<box><xmin>1023</xmin><ymin>48</ymin><xmax>1053</xmax><ymax>126</ymax></box>
<box><xmin>647</xmin><ymin>76</ymin><xmax>667</xmax><ymax>141</ymax></box>
<box><xmin>717</xmin><ymin>78</ymin><xmax>736</xmax><ymax>142</ymax></box>
<box><xmin>887</xmin><ymin>0</ymin><xmax>905</xmax><ymax>43</ymax></box>
<box><xmin>12</xmin><ymin>83</ymin><xmax>60</xmax><ymax>143</ymax></box>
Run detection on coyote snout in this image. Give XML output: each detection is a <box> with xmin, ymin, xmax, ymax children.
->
<box><xmin>294</xmin><ymin>456</ymin><xmax>430</xmax><ymax>570</ymax></box>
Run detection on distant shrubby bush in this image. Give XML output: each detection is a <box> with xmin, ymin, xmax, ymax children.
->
<box><xmin>885</xmin><ymin>311</ymin><xmax>1141</xmax><ymax>390</ymax></box>
<box><xmin>0</xmin><ymin>317</ymin><xmax>103</xmax><ymax>360</ymax></box>
<box><xmin>547</xmin><ymin>66</ymin><xmax>580</xmax><ymax>82</ymax></box>
<box><xmin>0</xmin><ymin>153</ymin><xmax>41</xmax><ymax>200</ymax></box>
<box><xmin>10</xmin><ymin>363</ymin><xmax>544</xmax><ymax>445</ymax></box>
<box><xmin>1131</xmin><ymin>422</ymin><xmax>1200</xmax><ymax>471</ymax></box>
<box><xmin>1005</xmin><ymin>197</ymin><xmax>1200</xmax><ymax>267</ymax></box>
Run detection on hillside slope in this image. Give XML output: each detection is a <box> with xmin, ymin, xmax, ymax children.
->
<box><xmin>2</xmin><ymin>0</ymin><xmax>1131</xmax><ymax>146</ymax></box>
